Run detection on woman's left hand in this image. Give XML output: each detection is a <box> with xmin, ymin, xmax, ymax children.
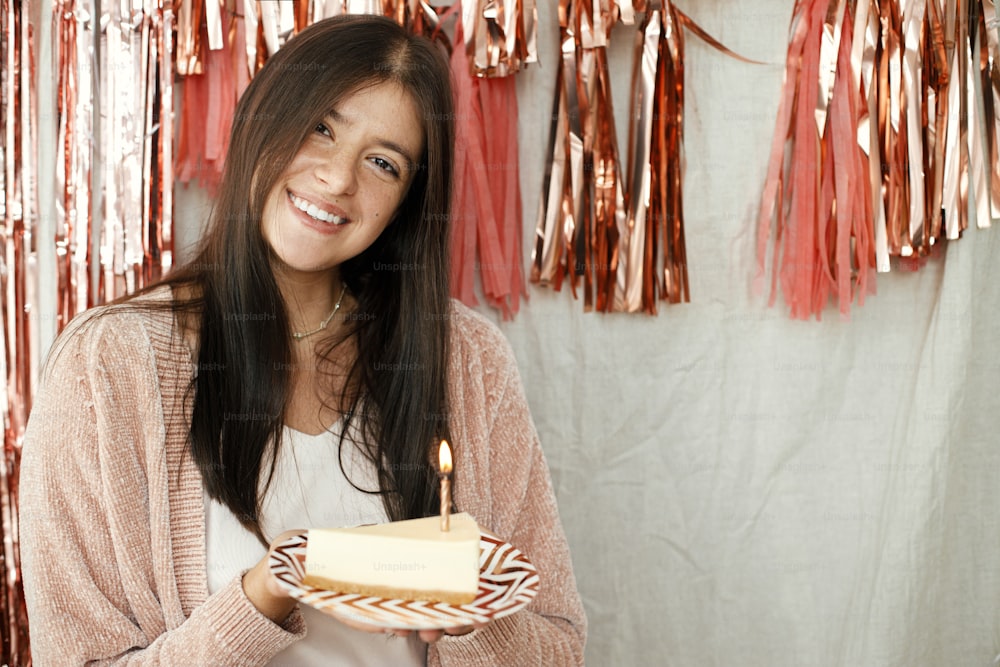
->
<box><xmin>391</xmin><ymin>621</ymin><xmax>490</xmax><ymax>643</ymax></box>
<box><xmin>332</xmin><ymin>613</ymin><xmax>488</xmax><ymax>641</ymax></box>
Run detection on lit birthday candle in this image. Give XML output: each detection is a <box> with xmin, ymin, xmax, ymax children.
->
<box><xmin>438</xmin><ymin>440</ymin><xmax>452</xmax><ymax>532</ymax></box>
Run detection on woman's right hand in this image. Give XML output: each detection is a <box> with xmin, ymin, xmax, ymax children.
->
<box><xmin>241</xmin><ymin>529</ymin><xmax>303</xmax><ymax>624</ymax></box>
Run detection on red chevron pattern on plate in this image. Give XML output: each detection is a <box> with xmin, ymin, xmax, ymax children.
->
<box><xmin>269</xmin><ymin>530</ymin><xmax>540</xmax><ymax>630</ymax></box>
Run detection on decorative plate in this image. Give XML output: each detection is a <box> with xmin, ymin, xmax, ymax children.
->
<box><xmin>269</xmin><ymin>530</ymin><xmax>540</xmax><ymax>630</ymax></box>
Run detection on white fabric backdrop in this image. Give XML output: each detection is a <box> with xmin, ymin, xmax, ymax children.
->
<box><xmin>28</xmin><ymin>0</ymin><xmax>999</xmax><ymax>664</ymax></box>
<box><xmin>483</xmin><ymin>2</ymin><xmax>1000</xmax><ymax>665</ymax></box>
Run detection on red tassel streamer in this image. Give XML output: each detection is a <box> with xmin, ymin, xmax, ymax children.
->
<box><xmin>449</xmin><ymin>3</ymin><xmax>526</xmax><ymax>319</ymax></box>
<box><xmin>757</xmin><ymin>0</ymin><xmax>1000</xmax><ymax>320</ymax></box>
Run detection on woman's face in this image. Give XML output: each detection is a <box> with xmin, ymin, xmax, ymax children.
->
<box><xmin>261</xmin><ymin>80</ymin><xmax>425</xmax><ymax>284</ymax></box>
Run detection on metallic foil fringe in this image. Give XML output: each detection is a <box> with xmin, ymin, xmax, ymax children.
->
<box><xmin>0</xmin><ymin>0</ymin><xmax>37</xmax><ymax>663</ymax></box>
<box><xmin>756</xmin><ymin>0</ymin><xmax>1000</xmax><ymax>320</ymax></box>
<box><xmin>532</xmin><ymin>2</ymin><xmax>745</xmax><ymax>314</ymax></box>
<box><xmin>54</xmin><ymin>0</ymin><xmax>95</xmax><ymax>331</ymax></box>
<box><xmin>98</xmin><ymin>0</ymin><xmax>174</xmax><ymax>301</ymax></box>
<box><xmin>174</xmin><ymin>0</ymin><xmax>532</xmax><ymax>318</ymax></box>
<box><xmin>0</xmin><ymin>2</ymin><xmax>173</xmax><ymax>660</ymax></box>
<box><xmin>461</xmin><ymin>0</ymin><xmax>537</xmax><ymax>77</ymax></box>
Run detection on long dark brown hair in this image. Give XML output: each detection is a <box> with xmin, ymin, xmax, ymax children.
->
<box><xmin>152</xmin><ymin>15</ymin><xmax>454</xmax><ymax>541</ymax></box>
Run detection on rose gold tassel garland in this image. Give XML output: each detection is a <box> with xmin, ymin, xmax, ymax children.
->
<box><xmin>462</xmin><ymin>0</ymin><xmax>536</xmax><ymax>77</ymax></box>
<box><xmin>0</xmin><ymin>0</ymin><xmax>37</xmax><ymax>662</ymax></box>
<box><xmin>757</xmin><ymin>0</ymin><xmax>1000</xmax><ymax>320</ymax></box>
<box><xmin>531</xmin><ymin>0</ymin><xmax>624</xmax><ymax>311</ymax></box>
<box><xmin>450</xmin><ymin>0</ymin><xmax>529</xmax><ymax>318</ymax></box>
<box><xmin>54</xmin><ymin>0</ymin><xmax>96</xmax><ymax>327</ymax></box>
<box><xmin>532</xmin><ymin>0</ymin><xmax>649</xmax><ymax>312</ymax></box>
<box><xmin>98</xmin><ymin>0</ymin><xmax>173</xmax><ymax>301</ymax></box>
<box><xmin>533</xmin><ymin>2</ymin><xmax>747</xmax><ymax>314</ymax></box>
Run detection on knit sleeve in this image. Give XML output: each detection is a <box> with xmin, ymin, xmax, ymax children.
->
<box><xmin>19</xmin><ymin>311</ymin><xmax>305</xmax><ymax>665</ymax></box>
<box><xmin>429</xmin><ymin>309</ymin><xmax>587</xmax><ymax>666</ymax></box>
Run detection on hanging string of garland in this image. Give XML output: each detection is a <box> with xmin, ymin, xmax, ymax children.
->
<box><xmin>532</xmin><ymin>1</ymin><xmax>754</xmax><ymax>314</ymax></box>
<box><xmin>54</xmin><ymin>0</ymin><xmax>94</xmax><ymax>329</ymax></box>
<box><xmin>756</xmin><ymin>0</ymin><xmax>1000</xmax><ymax>320</ymax></box>
<box><xmin>449</xmin><ymin>0</ymin><xmax>531</xmax><ymax>318</ymax></box>
<box><xmin>51</xmin><ymin>0</ymin><xmax>173</xmax><ymax>316</ymax></box>
<box><xmin>97</xmin><ymin>0</ymin><xmax>174</xmax><ymax>301</ymax></box>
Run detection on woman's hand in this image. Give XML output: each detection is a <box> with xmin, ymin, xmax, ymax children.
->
<box><xmin>242</xmin><ymin>529</ymin><xmax>303</xmax><ymax>624</ymax></box>
<box><xmin>334</xmin><ymin>610</ymin><xmax>489</xmax><ymax>641</ymax></box>
<box><xmin>396</xmin><ymin>622</ymin><xmax>490</xmax><ymax>643</ymax></box>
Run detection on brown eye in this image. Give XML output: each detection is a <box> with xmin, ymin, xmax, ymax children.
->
<box><xmin>370</xmin><ymin>157</ymin><xmax>398</xmax><ymax>177</ymax></box>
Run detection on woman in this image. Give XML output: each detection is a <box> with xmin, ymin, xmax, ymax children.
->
<box><xmin>19</xmin><ymin>14</ymin><xmax>586</xmax><ymax>666</ymax></box>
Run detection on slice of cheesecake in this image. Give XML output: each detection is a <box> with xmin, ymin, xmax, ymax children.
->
<box><xmin>303</xmin><ymin>512</ymin><xmax>481</xmax><ymax>605</ymax></box>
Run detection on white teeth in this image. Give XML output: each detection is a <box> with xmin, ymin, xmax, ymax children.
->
<box><xmin>289</xmin><ymin>193</ymin><xmax>346</xmax><ymax>225</ymax></box>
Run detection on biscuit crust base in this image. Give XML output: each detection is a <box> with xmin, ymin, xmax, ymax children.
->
<box><xmin>302</xmin><ymin>573</ymin><xmax>478</xmax><ymax>606</ymax></box>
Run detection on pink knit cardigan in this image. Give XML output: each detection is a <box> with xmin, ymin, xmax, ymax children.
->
<box><xmin>20</xmin><ymin>289</ymin><xmax>586</xmax><ymax>665</ymax></box>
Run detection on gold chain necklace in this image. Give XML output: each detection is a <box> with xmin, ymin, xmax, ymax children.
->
<box><xmin>291</xmin><ymin>284</ymin><xmax>348</xmax><ymax>341</ymax></box>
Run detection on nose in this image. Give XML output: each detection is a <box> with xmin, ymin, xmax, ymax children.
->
<box><xmin>314</xmin><ymin>155</ymin><xmax>358</xmax><ymax>196</ymax></box>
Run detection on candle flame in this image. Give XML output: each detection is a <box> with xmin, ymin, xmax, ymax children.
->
<box><xmin>438</xmin><ymin>439</ymin><xmax>452</xmax><ymax>474</ymax></box>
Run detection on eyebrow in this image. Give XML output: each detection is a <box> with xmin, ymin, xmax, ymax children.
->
<box><xmin>326</xmin><ymin>110</ymin><xmax>418</xmax><ymax>169</ymax></box>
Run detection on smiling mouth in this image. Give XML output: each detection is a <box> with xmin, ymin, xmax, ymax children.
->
<box><xmin>289</xmin><ymin>192</ymin><xmax>348</xmax><ymax>225</ymax></box>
